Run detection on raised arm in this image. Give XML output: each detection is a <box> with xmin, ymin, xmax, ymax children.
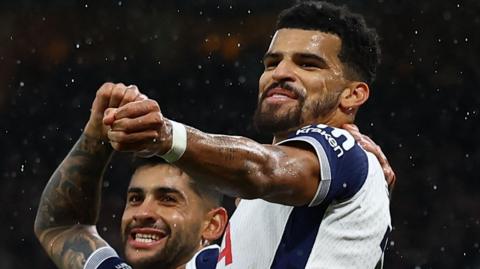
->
<box><xmin>104</xmin><ymin>97</ymin><xmax>396</xmax><ymax>206</ymax></box>
<box><xmin>34</xmin><ymin>83</ymin><xmax>144</xmax><ymax>269</ymax></box>
<box><xmin>105</xmin><ymin>99</ymin><xmax>321</xmax><ymax>206</ymax></box>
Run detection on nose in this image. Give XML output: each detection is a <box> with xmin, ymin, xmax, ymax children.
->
<box><xmin>132</xmin><ymin>199</ymin><xmax>157</xmax><ymax>225</ymax></box>
<box><xmin>272</xmin><ymin>60</ymin><xmax>296</xmax><ymax>83</ymax></box>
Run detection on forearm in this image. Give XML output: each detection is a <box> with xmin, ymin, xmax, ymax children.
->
<box><xmin>34</xmin><ymin>133</ymin><xmax>113</xmax><ymax>244</ymax></box>
<box><xmin>176</xmin><ymin>126</ymin><xmax>310</xmax><ymax>203</ymax></box>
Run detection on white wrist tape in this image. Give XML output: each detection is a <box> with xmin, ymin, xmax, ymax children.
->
<box><xmin>159</xmin><ymin>120</ymin><xmax>187</xmax><ymax>163</ymax></box>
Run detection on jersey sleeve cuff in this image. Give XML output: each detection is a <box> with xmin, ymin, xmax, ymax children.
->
<box><xmin>277</xmin><ymin>136</ymin><xmax>332</xmax><ymax>207</ymax></box>
<box><xmin>84</xmin><ymin>246</ymin><xmax>119</xmax><ymax>269</ymax></box>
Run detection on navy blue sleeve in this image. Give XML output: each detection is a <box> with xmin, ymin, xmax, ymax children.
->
<box><xmin>96</xmin><ymin>257</ymin><xmax>132</xmax><ymax>269</ymax></box>
<box><xmin>278</xmin><ymin>124</ymin><xmax>369</xmax><ymax>206</ymax></box>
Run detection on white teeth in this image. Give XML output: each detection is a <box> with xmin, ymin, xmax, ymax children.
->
<box><xmin>134</xmin><ymin>233</ymin><xmax>161</xmax><ymax>242</ymax></box>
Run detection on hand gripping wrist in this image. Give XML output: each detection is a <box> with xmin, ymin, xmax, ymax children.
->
<box><xmin>158</xmin><ymin>120</ymin><xmax>187</xmax><ymax>163</ymax></box>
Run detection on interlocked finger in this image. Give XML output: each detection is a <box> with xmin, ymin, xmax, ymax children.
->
<box><xmin>108</xmin><ymin>83</ymin><xmax>128</xmax><ymax>108</ymax></box>
<box><xmin>119</xmin><ymin>85</ymin><xmax>141</xmax><ymax>107</ymax></box>
<box><xmin>110</xmin><ymin>113</ymin><xmax>165</xmax><ymax>133</ymax></box>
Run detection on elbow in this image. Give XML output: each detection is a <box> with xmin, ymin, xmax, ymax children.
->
<box><xmin>33</xmin><ymin>214</ymin><xmax>44</xmax><ymax>240</ymax></box>
<box><xmin>33</xmin><ymin>206</ymin><xmax>52</xmax><ymax>241</ymax></box>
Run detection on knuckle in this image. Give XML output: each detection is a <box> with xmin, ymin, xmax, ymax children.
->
<box><xmin>99</xmin><ymin>82</ymin><xmax>114</xmax><ymax>91</ymax></box>
<box><xmin>145</xmin><ymin>99</ymin><xmax>160</xmax><ymax>111</ymax></box>
<box><xmin>96</xmin><ymin>87</ymin><xmax>111</xmax><ymax>98</ymax></box>
<box><xmin>150</xmin><ymin>113</ymin><xmax>163</xmax><ymax>125</ymax></box>
<box><xmin>148</xmin><ymin>130</ymin><xmax>159</xmax><ymax>139</ymax></box>
<box><xmin>112</xmin><ymin>86</ymin><xmax>126</xmax><ymax>97</ymax></box>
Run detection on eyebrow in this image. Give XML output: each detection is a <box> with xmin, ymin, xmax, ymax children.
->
<box><xmin>263</xmin><ymin>52</ymin><xmax>329</xmax><ymax>68</ymax></box>
<box><xmin>127</xmin><ymin>186</ymin><xmax>186</xmax><ymax>200</ymax></box>
<box><xmin>263</xmin><ymin>52</ymin><xmax>281</xmax><ymax>62</ymax></box>
<box><xmin>127</xmin><ymin>187</ymin><xmax>144</xmax><ymax>194</ymax></box>
<box><xmin>294</xmin><ymin>53</ymin><xmax>329</xmax><ymax>67</ymax></box>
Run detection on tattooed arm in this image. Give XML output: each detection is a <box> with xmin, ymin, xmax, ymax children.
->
<box><xmin>34</xmin><ymin>135</ymin><xmax>113</xmax><ymax>269</ymax></box>
<box><xmin>34</xmin><ymin>83</ymin><xmax>145</xmax><ymax>269</ymax></box>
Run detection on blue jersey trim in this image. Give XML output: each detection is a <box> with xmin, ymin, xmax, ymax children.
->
<box><xmin>195</xmin><ymin>247</ymin><xmax>219</xmax><ymax>269</ymax></box>
<box><xmin>277</xmin><ymin>136</ymin><xmax>332</xmax><ymax>207</ymax></box>
<box><xmin>96</xmin><ymin>257</ymin><xmax>132</xmax><ymax>269</ymax></box>
<box><xmin>280</xmin><ymin>125</ymin><xmax>369</xmax><ymax>206</ymax></box>
<box><xmin>84</xmin><ymin>247</ymin><xmax>125</xmax><ymax>269</ymax></box>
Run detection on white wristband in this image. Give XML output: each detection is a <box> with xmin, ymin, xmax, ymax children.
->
<box><xmin>159</xmin><ymin>120</ymin><xmax>187</xmax><ymax>163</ymax></box>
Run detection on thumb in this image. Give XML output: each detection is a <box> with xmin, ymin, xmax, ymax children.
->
<box><xmin>103</xmin><ymin>108</ymin><xmax>117</xmax><ymax>126</ymax></box>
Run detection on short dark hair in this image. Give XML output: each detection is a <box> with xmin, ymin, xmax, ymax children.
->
<box><xmin>276</xmin><ymin>1</ymin><xmax>380</xmax><ymax>84</ymax></box>
<box><xmin>130</xmin><ymin>156</ymin><xmax>223</xmax><ymax>207</ymax></box>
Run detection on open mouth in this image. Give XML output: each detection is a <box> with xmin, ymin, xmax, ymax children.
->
<box><xmin>128</xmin><ymin>228</ymin><xmax>168</xmax><ymax>248</ymax></box>
<box><xmin>133</xmin><ymin>232</ymin><xmax>163</xmax><ymax>243</ymax></box>
<box><xmin>265</xmin><ymin>87</ymin><xmax>299</xmax><ymax>100</ymax></box>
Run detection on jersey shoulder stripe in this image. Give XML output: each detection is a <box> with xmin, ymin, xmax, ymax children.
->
<box><xmin>278</xmin><ymin>124</ymin><xmax>368</xmax><ymax>206</ymax></box>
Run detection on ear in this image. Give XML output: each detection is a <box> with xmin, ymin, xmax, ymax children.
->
<box><xmin>201</xmin><ymin>207</ymin><xmax>228</xmax><ymax>244</ymax></box>
<box><xmin>339</xmin><ymin>82</ymin><xmax>370</xmax><ymax>111</ymax></box>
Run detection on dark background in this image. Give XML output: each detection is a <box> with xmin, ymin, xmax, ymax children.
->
<box><xmin>1</xmin><ymin>0</ymin><xmax>479</xmax><ymax>268</ymax></box>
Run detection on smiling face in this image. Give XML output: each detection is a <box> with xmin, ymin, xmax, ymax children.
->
<box><xmin>121</xmin><ymin>164</ymin><xmax>209</xmax><ymax>269</ymax></box>
<box><xmin>254</xmin><ymin>28</ymin><xmax>350</xmax><ymax>136</ymax></box>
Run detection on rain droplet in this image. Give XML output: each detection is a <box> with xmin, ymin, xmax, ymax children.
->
<box><xmin>19</xmin><ymin>81</ymin><xmax>25</xmax><ymax>87</ymax></box>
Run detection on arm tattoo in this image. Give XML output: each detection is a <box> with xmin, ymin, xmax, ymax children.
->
<box><xmin>34</xmin><ymin>134</ymin><xmax>113</xmax><ymax>269</ymax></box>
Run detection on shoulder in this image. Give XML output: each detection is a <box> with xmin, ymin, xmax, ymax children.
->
<box><xmin>282</xmin><ymin>124</ymin><xmax>357</xmax><ymax>158</ymax></box>
<box><xmin>185</xmin><ymin>245</ymin><xmax>220</xmax><ymax>269</ymax></box>
<box><xmin>279</xmin><ymin>124</ymin><xmax>370</xmax><ymax>204</ymax></box>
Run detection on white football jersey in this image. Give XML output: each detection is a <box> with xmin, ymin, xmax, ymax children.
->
<box><xmin>216</xmin><ymin>124</ymin><xmax>391</xmax><ymax>269</ymax></box>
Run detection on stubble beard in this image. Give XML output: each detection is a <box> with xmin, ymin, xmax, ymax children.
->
<box><xmin>253</xmin><ymin>100</ymin><xmax>303</xmax><ymax>134</ymax></box>
<box><xmin>253</xmin><ymin>91</ymin><xmax>342</xmax><ymax>135</ymax></box>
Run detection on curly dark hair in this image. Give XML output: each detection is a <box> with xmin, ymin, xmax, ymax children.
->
<box><xmin>276</xmin><ymin>1</ymin><xmax>381</xmax><ymax>84</ymax></box>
